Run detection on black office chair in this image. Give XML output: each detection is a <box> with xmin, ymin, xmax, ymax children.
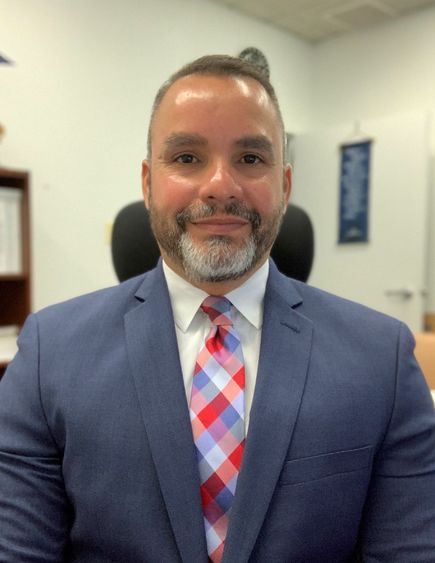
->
<box><xmin>111</xmin><ymin>201</ymin><xmax>314</xmax><ymax>283</ymax></box>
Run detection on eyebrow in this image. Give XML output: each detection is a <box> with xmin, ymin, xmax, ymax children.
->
<box><xmin>234</xmin><ymin>135</ymin><xmax>275</xmax><ymax>159</ymax></box>
<box><xmin>162</xmin><ymin>133</ymin><xmax>208</xmax><ymax>151</ymax></box>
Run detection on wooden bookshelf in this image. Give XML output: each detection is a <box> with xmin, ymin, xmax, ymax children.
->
<box><xmin>0</xmin><ymin>167</ymin><xmax>31</xmax><ymax>377</ymax></box>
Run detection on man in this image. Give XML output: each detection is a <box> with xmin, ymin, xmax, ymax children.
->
<box><xmin>1</xmin><ymin>55</ymin><xmax>435</xmax><ymax>562</ymax></box>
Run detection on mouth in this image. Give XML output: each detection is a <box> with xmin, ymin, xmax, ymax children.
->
<box><xmin>190</xmin><ymin>216</ymin><xmax>250</xmax><ymax>235</ymax></box>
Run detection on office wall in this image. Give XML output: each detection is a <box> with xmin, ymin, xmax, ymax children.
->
<box><xmin>2</xmin><ymin>0</ymin><xmax>434</xmax><ymax>314</ymax></box>
<box><xmin>311</xmin><ymin>7</ymin><xmax>435</xmax><ymax>312</ymax></box>
<box><xmin>0</xmin><ymin>0</ymin><xmax>314</xmax><ymax>310</ymax></box>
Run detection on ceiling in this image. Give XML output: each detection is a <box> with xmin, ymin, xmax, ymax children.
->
<box><xmin>209</xmin><ymin>0</ymin><xmax>435</xmax><ymax>43</ymax></box>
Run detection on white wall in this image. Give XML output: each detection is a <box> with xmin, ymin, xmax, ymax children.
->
<box><xmin>310</xmin><ymin>7</ymin><xmax>435</xmax><ymax>312</ymax></box>
<box><xmin>0</xmin><ymin>0</ymin><xmax>314</xmax><ymax>310</ymax></box>
<box><xmin>2</xmin><ymin>0</ymin><xmax>435</xmax><ymax>315</ymax></box>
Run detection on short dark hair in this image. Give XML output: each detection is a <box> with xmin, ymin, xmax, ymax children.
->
<box><xmin>147</xmin><ymin>54</ymin><xmax>285</xmax><ymax>159</ymax></box>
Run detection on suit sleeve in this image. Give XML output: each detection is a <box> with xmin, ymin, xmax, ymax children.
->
<box><xmin>0</xmin><ymin>314</ymin><xmax>71</xmax><ymax>562</ymax></box>
<box><xmin>357</xmin><ymin>323</ymin><xmax>435</xmax><ymax>561</ymax></box>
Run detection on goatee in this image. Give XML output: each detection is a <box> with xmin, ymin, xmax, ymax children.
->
<box><xmin>148</xmin><ymin>199</ymin><xmax>284</xmax><ymax>283</ymax></box>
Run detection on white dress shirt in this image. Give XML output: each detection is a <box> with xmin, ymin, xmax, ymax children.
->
<box><xmin>162</xmin><ymin>259</ymin><xmax>269</xmax><ymax>431</ymax></box>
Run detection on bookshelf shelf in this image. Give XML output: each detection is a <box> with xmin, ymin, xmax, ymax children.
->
<box><xmin>0</xmin><ymin>274</ymin><xmax>28</xmax><ymax>281</ymax></box>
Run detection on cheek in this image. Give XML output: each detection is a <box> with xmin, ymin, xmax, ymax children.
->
<box><xmin>152</xmin><ymin>173</ymin><xmax>198</xmax><ymax>210</ymax></box>
<box><xmin>247</xmin><ymin>181</ymin><xmax>285</xmax><ymax>215</ymax></box>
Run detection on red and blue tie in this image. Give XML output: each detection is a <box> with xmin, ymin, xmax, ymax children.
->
<box><xmin>190</xmin><ymin>296</ymin><xmax>245</xmax><ymax>562</ymax></box>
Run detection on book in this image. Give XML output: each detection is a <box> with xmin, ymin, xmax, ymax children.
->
<box><xmin>0</xmin><ymin>325</ymin><xmax>19</xmax><ymax>364</ymax></box>
<box><xmin>0</xmin><ymin>187</ymin><xmax>22</xmax><ymax>274</ymax></box>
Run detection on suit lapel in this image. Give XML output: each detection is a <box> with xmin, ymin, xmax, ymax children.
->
<box><xmin>223</xmin><ymin>264</ymin><xmax>313</xmax><ymax>563</ymax></box>
<box><xmin>124</xmin><ymin>264</ymin><xmax>208</xmax><ymax>563</ymax></box>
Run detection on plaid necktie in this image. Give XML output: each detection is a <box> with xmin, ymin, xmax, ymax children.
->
<box><xmin>190</xmin><ymin>296</ymin><xmax>245</xmax><ymax>563</ymax></box>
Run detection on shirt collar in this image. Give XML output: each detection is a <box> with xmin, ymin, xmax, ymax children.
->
<box><xmin>162</xmin><ymin>259</ymin><xmax>269</xmax><ymax>333</ymax></box>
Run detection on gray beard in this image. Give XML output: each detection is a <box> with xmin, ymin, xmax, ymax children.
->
<box><xmin>179</xmin><ymin>231</ymin><xmax>257</xmax><ymax>283</ymax></box>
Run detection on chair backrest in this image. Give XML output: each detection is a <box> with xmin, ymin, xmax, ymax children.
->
<box><xmin>111</xmin><ymin>201</ymin><xmax>314</xmax><ymax>283</ymax></box>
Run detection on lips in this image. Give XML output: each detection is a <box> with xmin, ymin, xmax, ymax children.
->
<box><xmin>191</xmin><ymin>216</ymin><xmax>250</xmax><ymax>235</ymax></box>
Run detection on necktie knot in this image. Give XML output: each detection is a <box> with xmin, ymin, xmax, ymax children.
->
<box><xmin>201</xmin><ymin>296</ymin><xmax>233</xmax><ymax>327</ymax></box>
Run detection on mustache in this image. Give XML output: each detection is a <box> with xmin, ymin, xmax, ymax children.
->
<box><xmin>176</xmin><ymin>202</ymin><xmax>261</xmax><ymax>231</ymax></box>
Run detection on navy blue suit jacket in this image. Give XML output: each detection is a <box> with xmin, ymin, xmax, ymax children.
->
<box><xmin>1</xmin><ymin>261</ymin><xmax>435</xmax><ymax>562</ymax></box>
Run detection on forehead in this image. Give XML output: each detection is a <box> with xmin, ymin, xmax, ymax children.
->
<box><xmin>151</xmin><ymin>74</ymin><xmax>282</xmax><ymax>146</ymax></box>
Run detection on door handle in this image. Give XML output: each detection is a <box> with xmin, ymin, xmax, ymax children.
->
<box><xmin>385</xmin><ymin>288</ymin><xmax>414</xmax><ymax>300</ymax></box>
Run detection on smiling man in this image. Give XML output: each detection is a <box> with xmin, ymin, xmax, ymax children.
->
<box><xmin>142</xmin><ymin>70</ymin><xmax>291</xmax><ymax>294</ymax></box>
<box><xmin>1</xmin><ymin>55</ymin><xmax>435</xmax><ymax>563</ymax></box>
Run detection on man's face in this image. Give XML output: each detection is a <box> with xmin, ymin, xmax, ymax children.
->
<box><xmin>142</xmin><ymin>74</ymin><xmax>291</xmax><ymax>289</ymax></box>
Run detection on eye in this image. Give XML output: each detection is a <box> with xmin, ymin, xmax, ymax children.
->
<box><xmin>175</xmin><ymin>153</ymin><xmax>198</xmax><ymax>164</ymax></box>
<box><xmin>241</xmin><ymin>154</ymin><xmax>263</xmax><ymax>165</ymax></box>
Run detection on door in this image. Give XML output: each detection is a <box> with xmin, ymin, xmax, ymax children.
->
<box><xmin>292</xmin><ymin>112</ymin><xmax>429</xmax><ymax>332</ymax></box>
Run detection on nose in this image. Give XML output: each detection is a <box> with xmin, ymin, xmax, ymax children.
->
<box><xmin>198</xmin><ymin>159</ymin><xmax>242</xmax><ymax>202</ymax></box>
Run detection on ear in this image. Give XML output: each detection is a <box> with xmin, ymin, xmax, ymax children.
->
<box><xmin>141</xmin><ymin>160</ymin><xmax>151</xmax><ymax>209</ymax></box>
<box><xmin>283</xmin><ymin>164</ymin><xmax>292</xmax><ymax>208</ymax></box>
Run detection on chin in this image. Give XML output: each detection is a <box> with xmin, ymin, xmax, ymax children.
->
<box><xmin>180</xmin><ymin>233</ymin><xmax>258</xmax><ymax>284</ymax></box>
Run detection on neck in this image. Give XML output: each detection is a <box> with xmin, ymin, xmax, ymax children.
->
<box><xmin>162</xmin><ymin>254</ymin><xmax>269</xmax><ymax>295</ymax></box>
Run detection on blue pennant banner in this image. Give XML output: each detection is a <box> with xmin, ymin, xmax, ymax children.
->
<box><xmin>338</xmin><ymin>140</ymin><xmax>372</xmax><ymax>244</ymax></box>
